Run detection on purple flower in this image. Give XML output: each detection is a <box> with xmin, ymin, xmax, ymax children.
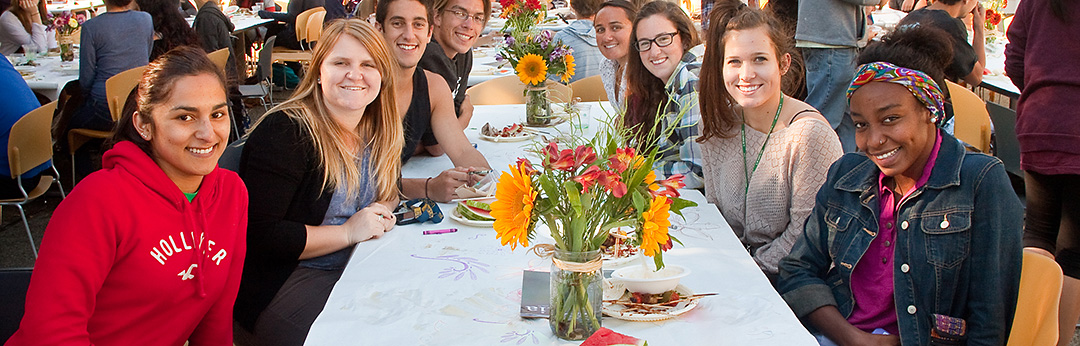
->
<box><xmin>503</xmin><ymin>34</ymin><xmax>515</xmax><ymax>46</ymax></box>
<box><xmin>541</xmin><ymin>30</ymin><xmax>553</xmax><ymax>40</ymax></box>
<box><xmin>549</xmin><ymin>47</ymin><xmax>564</xmax><ymax>60</ymax></box>
<box><xmin>495</xmin><ymin>52</ymin><xmax>504</xmax><ymax>61</ymax></box>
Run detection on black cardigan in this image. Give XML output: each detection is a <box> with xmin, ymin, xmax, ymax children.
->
<box><xmin>234</xmin><ymin>111</ymin><xmax>334</xmax><ymax>330</ymax></box>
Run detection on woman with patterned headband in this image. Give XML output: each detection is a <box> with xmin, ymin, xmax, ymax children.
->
<box><xmin>777</xmin><ymin>61</ymin><xmax>1023</xmax><ymax>346</ymax></box>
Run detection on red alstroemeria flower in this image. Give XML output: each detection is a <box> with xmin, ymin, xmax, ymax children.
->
<box><xmin>598</xmin><ymin>170</ymin><xmax>627</xmax><ymax>197</ymax></box>
<box><xmin>516</xmin><ymin>158</ymin><xmax>537</xmax><ymax>175</ymax></box>
<box><xmin>550</xmin><ymin>149</ymin><xmax>575</xmax><ymax>171</ymax></box>
<box><xmin>574</xmin><ymin>146</ymin><xmax>597</xmax><ymax>167</ymax></box>
<box><xmin>524</xmin><ymin>0</ymin><xmax>542</xmax><ymax>10</ymax></box>
<box><xmin>661</xmin><ymin>238</ymin><xmax>673</xmax><ymax>251</ymax></box>
<box><xmin>542</xmin><ymin>142</ymin><xmax>560</xmax><ymax>161</ymax></box>
<box><xmin>572</xmin><ymin>166</ymin><xmax>602</xmax><ymax>193</ymax></box>
<box><xmin>609</xmin><ymin>147</ymin><xmax>636</xmax><ymax>172</ymax></box>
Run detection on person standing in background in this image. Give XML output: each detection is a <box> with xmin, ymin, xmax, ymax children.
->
<box><xmin>795</xmin><ymin>0</ymin><xmax>886</xmax><ymax>152</ymax></box>
<box><xmin>1006</xmin><ymin>1</ymin><xmax>1080</xmax><ymax>345</ymax></box>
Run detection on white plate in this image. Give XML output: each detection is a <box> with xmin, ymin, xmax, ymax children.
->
<box><xmin>479</xmin><ymin>131</ymin><xmax>534</xmax><ymax>142</ymax></box>
<box><xmin>450</xmin><ymin>208</ymin><xmax>495</xmax><ymax>228</ymax></box>
<box><xmin>602</xmin><ymin>284</ymin><xmax>698</xmax><ymax>322</ymax></box>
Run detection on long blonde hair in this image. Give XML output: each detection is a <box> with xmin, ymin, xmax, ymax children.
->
<box><xmin>254</xmin><ymin>19</ymin><xmax>402</xmax><ymax>201</ymax></box>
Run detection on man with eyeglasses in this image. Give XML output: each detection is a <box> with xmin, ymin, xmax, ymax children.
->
<box><xmin>375</xmin><ymin>0</ymin><xmax>492</xmax><ymax>202</ymax></box>
<box><xmin>419</xmin><ymin>0</ymin><xmax>491</xmax><ymax>130</ymax></box>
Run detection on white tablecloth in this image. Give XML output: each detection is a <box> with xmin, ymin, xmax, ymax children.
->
<box><xmin>46</xmin><ymin>0</ymin><xmax>104</xmax><ymax>13</ymax></box>
<box><xmin>304</xmin><ymin>103</ymin><xmax>817</xmax><ymax>346</ymax></box>
<box><xmin>15</xmin><ymin>55</ymin><xmax>79</xmax><ymax>100</ymax></box>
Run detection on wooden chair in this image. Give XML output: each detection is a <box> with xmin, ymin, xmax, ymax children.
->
<box><xmin>1007</xmin><ymin>252</ymin><xmax>1063</xmax><ymax>346</ymax></box>
<box><xmin>305</xmin><ymin>10</ymin><xmax>326</xmax><ymax>48</ymax></box>
<box><xmin>946</xmin><ymin>81</ymin><xmax>992</xmax><ymax>153</ymax></box>
<box><xmin>2</xmin><ymin>101</ymin><xmax>66</xmax><ymax>258</ymax></box>
<box><xmin>568</xmin><ymin>75</ymin><xmax>608</xmax><ymax>102</ymax></box>
<box><xmin>68</xmin><ymin>65</ymin><xmax>146</xmax><ymax>183</ymax></box>
<box><xmin>208</xmin><ymin>47</ymin><xmax>230</xmax><ymax>72</ymax></box>
<box><xmin>466</xmin><ymin>76</ymin><xmax>573</xmax><ymax>105</ymax></box>
<box><xmin>293</xmin><ymin>7</ymin><xmax>323</xmax><ymax>50</ymax></box>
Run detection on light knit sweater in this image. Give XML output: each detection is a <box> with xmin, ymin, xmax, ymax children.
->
<box><xmin>701</xmin><ymin>116</ymin><xmax>842</xmax><ymax>275</ymax></box>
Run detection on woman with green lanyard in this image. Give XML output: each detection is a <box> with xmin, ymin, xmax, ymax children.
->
<box><xmin>697</xmin><ymin>0</ymin><xmax>842</xmax><ymax>281</ymax></box>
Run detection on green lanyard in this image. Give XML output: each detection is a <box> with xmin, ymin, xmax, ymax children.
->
<box><xmin>741</xmin><ymin>95</ymin><xmax>785</xmax><ymax>197</ymax></box>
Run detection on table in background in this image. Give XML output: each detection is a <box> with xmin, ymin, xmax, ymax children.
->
<box><xmin>304</xmin><ymin>103</ymin><xmax>818</xmax><ymax>346</ymax></box>
<box><xmin>46</xmin><ymin>0</ymin><xmax>104</xmax><ymax>13</ymax></box>
<box><xmin>14</xmin><ymin>54</ymin><xmax>79</xmax><ymax>100</ymax></box>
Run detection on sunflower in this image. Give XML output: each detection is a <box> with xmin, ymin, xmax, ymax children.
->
<box><xmin>560</xmin><ymin>54</ymin><xmax>576</xmax><ymax>83</ymax></box>
<box><xmin>491</xmin><ymin>163</ymin><xmax>538</xmax><ymax>250</ymax></box>
<box><xmin>515</xmin><ymin>54</ymin><xmax>548</xmax><ymax>86</ymax></box>
<box><xmin>639</xmin><ymin>195</ymin><xmax>671</xmax><ymax>257</ymax></box>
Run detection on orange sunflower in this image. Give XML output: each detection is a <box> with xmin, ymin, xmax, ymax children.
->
<box><xmin>639</xmin><ymin>195</ymin><xmax>671</xmax><ymax>257</ymax></box>
<box><xmin>515</xmin><ymin>54</ymin><xmax>548</xmax><ymax>86</ymax></box>
<box><xmin>491</xmin><ymin>163</ymin><xmax>538</xmax><ymax>250</ymax></box>
<box><xmin>560</xmin><ymin>54</ymin><xmax>576</xmax><ymax>83</ymax></box>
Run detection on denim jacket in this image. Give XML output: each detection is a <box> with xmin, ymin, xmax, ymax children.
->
<box><xmin>778</xmin><ymin>132</ymin><xmax>1023</xmax><ymax>346</ymax></box>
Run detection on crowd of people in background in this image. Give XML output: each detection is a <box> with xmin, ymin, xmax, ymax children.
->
<box><xmin>0</xmin><ymin>0</ymin><xmax>1076</xmax><ymax>344</ymax></box>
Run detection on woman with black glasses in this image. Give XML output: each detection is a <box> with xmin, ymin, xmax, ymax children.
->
<box><xmin>623</xmin><ymin>0</ymin><xmax>702</xmax><ymax>189</ymax></box>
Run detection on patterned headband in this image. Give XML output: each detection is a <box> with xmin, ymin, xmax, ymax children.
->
<box><xmin>847</xmin><ymin>61</ymin><xmax>946</xmax><ymax>126</ymax></box>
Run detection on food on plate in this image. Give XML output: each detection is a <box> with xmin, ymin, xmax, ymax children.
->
<box><xmin>626</xmin><ymin>290</ymin><xmax>680</xmax><ymax>306</ymax></box>
<box><xmin>481</xmin><ymin>122</ymin><xmax>528</xmax><ymax>138</ymax></box>
<box><xmin>601</xmin><ymin>230</ymin><xmax>638</xmax><ymax>260</ymax></box>
<box><xmin>579</xmin><ymin>327</ymin><xmax>647</xmax><ymax>346</ymax></box>
<box><xmin>456</xmin><ymin>200</ymin><xmax>494</xmax><ymax>221</ymax></box>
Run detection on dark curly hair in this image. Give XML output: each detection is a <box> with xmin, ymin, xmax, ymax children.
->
<box><xmin>857</xmin><ymin>23</ymin><xmax>953</xmax><ymax>95</ymax></box>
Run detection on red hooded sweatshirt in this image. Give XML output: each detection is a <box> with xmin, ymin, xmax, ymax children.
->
<box><xmin>5</xmin><ymin>141</ymin><xmax>248</xmax><ymax>346</ymax></box>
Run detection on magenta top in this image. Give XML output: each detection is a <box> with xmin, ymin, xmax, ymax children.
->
<box><xmin>847</xmin><ymin>130</ymin><xmax>943</xmax><ymax>335</ymax></box>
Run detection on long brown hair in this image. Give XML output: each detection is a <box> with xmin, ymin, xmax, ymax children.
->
<box><xmin>8</xmin><ymin>0</ymin><xmax>46</xmax><ymax>34</ymax></box>
<box><xmin>623</xmin><ymin>1</ymin><xmax>697</xmax><ymax>139</ymax></box>
<box><xmin>253</xmin><ymin>19</ymin><xmax>403</xmax><ymax>202</ymax></box>
<box><xmin>107</xmin><ymin>46</ymin><xmax>227</xmax><ymax>155</ymax></box>
<box><xmin>698</xmin><ymin>0</ymin><xmax>794</xmax><ymax>140</ymax></box>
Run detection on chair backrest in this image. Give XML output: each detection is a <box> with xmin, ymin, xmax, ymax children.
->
<box><xmin>208</xmin><ymin>47</ymin><xmax>230</xmax><ymax>72</ymax></box>
<box><xmin>306</xmin><ymin>10</ymin><xmax>326</xmax><ymax>45</ymax></box>
<box><xmin>294</xmin><ymin>7</ymin><xmax>324</xmax><ymax>48</ymax></box>
<box><xmin>0</xmin><ymin>268</ymin><xmax>32</xmax><ymax>342</ymax></box>
<box><xmin>8</xmin><ymin>101</ymin><xmax>57</xmax><ymax>177</ymax></box>
<box><xmin>986</xmin><ymin>101</ymin><xmax>1022</xmax><ymax>177</ymax></box>
<box><xmin>945</xmin><ymin>81</ymin><xmax>992</xmax><ymax>153</ymax></box>
<box><xmin>1007</xmin><ymin>252</ymin><xmax>1063</xmax><ymax>346</ymax></box>
<box><xmin>467</xmin><ymin>76</ymin><xmax>573</xmax><ymax>105</ymax></box>
<box><xmin>218</xmin><ymin>137</ymin><xmax>246</xmax><ymax>172</ymax></box>
<box><xmin>258</xmin><ymin>36</ymin><xmax>277</xmax><ymax>82</ymax></box>
<box><xmin>568</xmin><ymin>75</ymin><xmax>608</xmax><ymax>102</ymax></box>
<box><xmin>105</xmin><ymin>65</ymin><xmax>148</xmax><ymax>122</ymax></box>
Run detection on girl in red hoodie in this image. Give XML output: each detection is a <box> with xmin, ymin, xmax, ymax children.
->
<box><xmin>5</xmin><ymin>46</ymin><xmax>248</xmax><ymax>346</ymax></box>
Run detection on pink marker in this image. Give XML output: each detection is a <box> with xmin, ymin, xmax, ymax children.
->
<box><xmin>423</xmin><ymin>228</ymin><xmax>458</xmax><ymax>235</ymax></box>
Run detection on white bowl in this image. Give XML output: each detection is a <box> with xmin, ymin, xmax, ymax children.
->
<box><xmin>610</xmin><ymin>264</ymin><xmax>690</xmax><ymax>294</ymax></box>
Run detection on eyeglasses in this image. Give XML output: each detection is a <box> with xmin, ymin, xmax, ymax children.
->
<box><xmin>634</xmin><ymin>32</ymin><xmax>679</xmax><ymax>51</ymax></box>
<box><xmin>443</xmin><ymin>8</ymin><xmax>485</xmax><ymax>24</ymax></box>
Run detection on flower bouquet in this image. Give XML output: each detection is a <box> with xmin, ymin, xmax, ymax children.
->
<box><xmin>47</xmin><ymin>11</ymin><xmax>86</xmax><ymax>61</ymax></box>
<box><xmin>494</xmin><ymin>0</ymin><xmax>575</xmax><ymax>126</ymax></box>
<box><xmin>491</xmin><ymin>123</ymin><xmax>696</xmax><ymax>340</ymax></box>
<box><xmin>982</xmin><ymin>0</ymin><xmax>1006</xmax><ymax>32</ymax></box>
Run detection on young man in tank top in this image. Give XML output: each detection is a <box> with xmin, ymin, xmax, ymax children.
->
<box><xmin>376</xmin><ymin>0</ymin><xmax>491</xmax><ymax>203</ymax></box>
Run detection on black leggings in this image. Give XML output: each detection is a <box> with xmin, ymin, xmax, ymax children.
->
<box><xmin>1023</xmin><ymin>171</ymin><xmax>1080</xmax><ymax>279</ymax></box>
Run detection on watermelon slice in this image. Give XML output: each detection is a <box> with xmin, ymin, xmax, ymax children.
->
<box><xmin>456</xmin><ymin>202</ymin><xmax>494</xmax><ymax>221</ymax></box>
<box><xmin>465</xmin><ymin>200</ymin><xmax>492</xmax><ymax>211</ymax></box>
<box><xmin>579</xmin><ymin>328</ymin><xmax>647</xmax><ymax>346</ymax></box>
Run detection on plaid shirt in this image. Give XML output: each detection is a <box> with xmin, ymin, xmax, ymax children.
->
<box><xmin>654</xmin><ymin>58</ymin><xmax>703</xmax><ymax>189</ymax></box>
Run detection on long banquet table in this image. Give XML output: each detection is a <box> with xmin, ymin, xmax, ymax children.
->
<box><xmin>304</xmin><ymin>103</ymin><xmax>818</xmax><ymax>345</ymax></box>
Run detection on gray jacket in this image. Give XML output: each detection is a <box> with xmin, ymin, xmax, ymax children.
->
<box><xmin>795</xmin><ymin>0</ymin><xmax>880</xmax><ymax>47</ymax></box>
